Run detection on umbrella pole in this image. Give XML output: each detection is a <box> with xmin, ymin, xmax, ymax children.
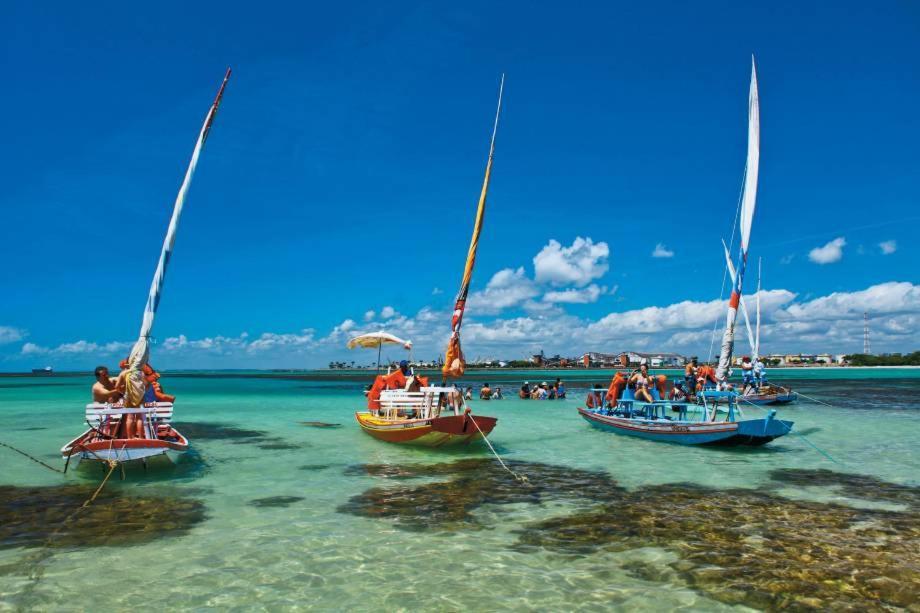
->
<box><xmin>376</xmin><ymin>342</ymin><xmax>382</xmax><ymax>375</ymax></box>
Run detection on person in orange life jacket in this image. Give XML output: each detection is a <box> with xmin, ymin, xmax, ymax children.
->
<box><xmin>586</xmin><ymin>385</ymin><xmax>605</xmax><ymax>409</ymax></box>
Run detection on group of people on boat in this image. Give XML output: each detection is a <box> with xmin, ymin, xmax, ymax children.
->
<box><xmin>518</xmin><ymin>379</ymin><xmax>566</xmax><ymax>400</ymax></box>
<box><xmin>90</xmin><ymin>361</ymin><xmax>175</xmax><ymax>438</ymax></box>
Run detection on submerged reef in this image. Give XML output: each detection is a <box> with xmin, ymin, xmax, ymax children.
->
<box><xmin>249</xmin><ymin>496</ymin><xmax>305</xmax><ymax>508</ymax></box>
<box><xmin>340</xmin><ymin>459</ymin><xmax>623</xmax><ymax>529</ymax></box>
<box><xmin>341</xmin><ymin>460</ymin><xmax>920</xmax><ymax>610</ymax></box>
<box><xmin>0</xmin><ymin>484</ymin><xmax>207</xmax><ymax>551</ymax></box>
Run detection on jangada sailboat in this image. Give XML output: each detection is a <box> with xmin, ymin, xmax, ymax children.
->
<box><xmin>579</xmin><ymin>59</ymin><xmax>793</xmax><ymax>446</ymax></box>
<box><xmin>352</xmin><ymin>77</ymin><xmax>504</xmax><ymax>447</ymax></box>
<box><xmin>61</xmin><ymin>69</ymin><xmax>230</xmax><ymax>469</ymax></box>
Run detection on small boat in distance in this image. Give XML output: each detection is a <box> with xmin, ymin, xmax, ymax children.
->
<box><xmin>351</xmin><ymin>76</ymin><xmax>504</xmax><ymax>447</ymax></box>
<box><xmin>61</xmin><ymin>69</ymin><xmax>230</xmax><ymax>470</ymax></box>
<box><xmin>580</xmin><ymin>59</ymin><xmax>792</xmax><ymax>446</ymax></box>
<box><xmin>31</xmin><ymin>366</ymin><xmax>53</xmax><ymax>375</ymax></box>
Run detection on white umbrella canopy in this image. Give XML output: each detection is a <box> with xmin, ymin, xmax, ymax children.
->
<box><xmin>346</xmin><ymin>332</ymin><xmax>412</xmax><ymax>351</ymax></box>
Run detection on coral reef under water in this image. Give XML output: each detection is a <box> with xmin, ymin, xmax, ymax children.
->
<box><xmin>0</xmin><ymin>484</ymin><xmax>207</xmax><ymax>551</ymax></box>
<box><xmin>340</xmin><ymin>459</ymin><xmax>919</xmax><ymax>610</ymax></box>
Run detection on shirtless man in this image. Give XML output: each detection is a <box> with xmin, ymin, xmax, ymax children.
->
<box><xmin>92</xmin><ymin>366</ymin><xmax>123</xmax><ymax>404</ymax></box>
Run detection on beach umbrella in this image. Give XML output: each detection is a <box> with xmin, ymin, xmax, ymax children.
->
<box><xmin>346</xmin><ymin>332</ymin><xmax>412</xmax><ymax>372</ymax></box>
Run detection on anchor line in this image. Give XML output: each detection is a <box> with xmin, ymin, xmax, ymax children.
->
<box><xmin>0</xmin><ymin>440</ymin><xmax>65</xmax><ymax>473</ymax></box>
<box><xmin>466</xmin><ymin>409</ymin><xmax>529</xmax><ymax>484</ymax></box>
<box><xmin>735</xmin><ymin>396</ymin><xmax>841</xmax><ymax>465</ymax></box>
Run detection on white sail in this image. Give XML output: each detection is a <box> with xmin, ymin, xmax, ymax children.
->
<box><xmin>739</xmin><ymin>58</ymin><xmax>760</xmax><ymax>254</ymax></box>
<box><xmin>125</xmin><ymin>69</ymin><xmax>231</xmax><ymax>405</ymax></box>
<box><xmin>715</xmin><ymin>58</ymin><xmax>760</xmax><ymax>384</ymax></box>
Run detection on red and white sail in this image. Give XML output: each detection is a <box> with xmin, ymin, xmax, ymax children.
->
<box><xmin>715</xmin><ymin>58</ymin><xmax>759</xmax><ymax>384</ymax></box>
<box><xmin>125</xmin><ymin>69</ymin><xmax>231</xmax><ymax>405</ymax></box>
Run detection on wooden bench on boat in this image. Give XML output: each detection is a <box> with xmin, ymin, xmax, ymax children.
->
<box><xmin>377</xmin><ymin>387</ymin><xmax>457</xmax><ymax>420</ymax></box>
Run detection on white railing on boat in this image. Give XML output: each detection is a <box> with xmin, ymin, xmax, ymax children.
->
<box><xmin>377</xmin><ymin>387</ymin><xmax>457</xmax><ymax>420</ymax></box>
<box><xmin>85</xmin><ymin>402</ymin><xmax>173</xmax><ymax>425</ymax></box>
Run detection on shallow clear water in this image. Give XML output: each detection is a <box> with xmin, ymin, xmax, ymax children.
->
<box><xmin>1</xmin><ymin>370</ymin><xmax>918</xmax><ymax>610</ymax></box>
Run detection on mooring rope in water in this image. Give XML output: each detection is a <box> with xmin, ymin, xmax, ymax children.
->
<box><xmin>792</xmin><ymin>390</ymin><xmax>848</xmax><ymax>411</ymax></box>
<box><xmin>0</xmin><ymin>440</ymin><xmax>65</xmax><ymax>474</ymax></box>
<box><xmin>736</xmin><ymin>396</ymin><xmax>842</xmax><ymax>465</ymax></box>
<box><xmin>467</xmin><ymin>413</ymin><xmax>529</xmax><ymax>484</ymax></box>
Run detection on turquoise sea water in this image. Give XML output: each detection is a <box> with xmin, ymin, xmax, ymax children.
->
<box><xmin>1</xmin><ymin>369</ymin><xmax>918</xmax><ymax>610</ymax></box>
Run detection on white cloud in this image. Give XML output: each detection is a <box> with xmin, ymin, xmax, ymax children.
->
<box><xmin>247</xmin><ymin>329</ymin><xmax>316</xmax><ymax>352</ymax></box>
<box><xmin>543</xmin><ymin>284</ymin><xmax>604</xmax><ymax>304</ymax></box>
<box><xmin>468</xmin><ymin>267</ymin><xmax>539</xmax><ymax>315</ymax></box>
<box><xmin>651</xmin><ymin>243</ymin><xmax>674</xmax><ymax>258</ymax></box>
<box><xmin>21</xmin><ymin>339</ymin><xmax>132</xmax><ymax>356</ymax></box>
<box><xmin>431</xmin><ymin>287</ymin><xmax>444</xmax><ymax>295</ymax></box>
<box><xmin>21</xmin><ymin>342</ymin><xmax>47</xmax><ymax>355</ymax></box>
<box><xmin>879</xmin><ymin>240</ymin><xmax>897</xmax><ymax>255</ymax></box>
<box><xmin>12</xmin><ymin>282</ymin><xmax>919</xmax><ymax>367</ymax></box>
<box><xmin>780</xmin><ymin>254</ymin><xmax>794</xmax><ymax>265</ymax></box>
<box><xmin>781</xmin><ymin>281</ymin><xmax>920</xmax><ymax>322</ymax></box>
<box><xmin>808</xmin><ymin>237</ymin><xmax>846</xmax><ymax>264</ymax></box>
<box><xmin>363</xmin><ymin>310</ymin><xmax>375</xmax><ymax>322</ymax></box>
<box><xmin>380</xmin><ymin>306</ymin><xmax>396</xmax><ymax>319</ymax></box>
<box><xmin>533</xmin><ymin>237</ymin><xmax>609</xmax><ymax>287</ymax></box>
<box><xmin>0</xmin><ymin>326</ymin><xmax>26</xmax><ymax>345</ymax></box>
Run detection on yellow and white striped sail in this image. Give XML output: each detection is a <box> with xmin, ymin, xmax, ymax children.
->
<box><xmin>442</xmin><ymin>75</ymin><xmax>504</xmax><ymax>379</ymax></box>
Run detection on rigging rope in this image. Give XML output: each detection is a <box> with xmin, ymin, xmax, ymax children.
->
<box><xmin>466</xmin><ymin>410</ymin><xmax>529</xmax><ymax>484</ymax></box>
<box><xmin>735</xmin><ymin>395</ymin><xmax>841</xmax><ymax>465</ymax></box>
<box><xmin>707</xmin><ymin>162</ymin><xmax>748</xmax><ymax>362</ymax></box>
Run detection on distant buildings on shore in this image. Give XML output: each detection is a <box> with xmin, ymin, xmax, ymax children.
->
<box><xmin>329</xmin><ymin>350</ymin><xmax>860</xmax><ymax>370</ymax></box>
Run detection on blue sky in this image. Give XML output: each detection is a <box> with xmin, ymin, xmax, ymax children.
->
<box><xmin>1</xmin><ymin>1</ymin><xmax>918</xmax><ymax>369</ymax></box>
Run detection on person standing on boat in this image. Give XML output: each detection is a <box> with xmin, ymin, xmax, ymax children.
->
<box><xmin>684</xmin><ymin>358</ymin><xmax>698</xmax><ymax>397</ymax></box>
<box><xmin>92</xmin><ymin>366</ymin><xmax>123</xmax><ymax>404</ymax></box>
<box><xmin>586</xmin><ymin>385</ymin><xmax>604</xmax><ymax>409</ymax></box>
<box><xmin>753</xmin><ymin>358</ymin><xmax>766</xmax><ymax>388</ymax></box>
<box><xmin>741</xmin><ymin>356</ymin><xmax>755</xmax><ymax>393</ymax></box>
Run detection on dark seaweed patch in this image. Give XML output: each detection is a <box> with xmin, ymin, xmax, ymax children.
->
<box><xmin>0</xmin><ymin>484</ymin><xmax>206</xmax><ymax>551</ymax></box>
<box><xmin>340</xmin><ymin>459</ymin><xmax>920</xmax><ymax>609</ymax></box>
<box><xmin>299</xmin><ymin>421</ymin><xmax>342</xmax><ymax>428</ymax></box>
<box><xmin>517</xmin><ymin>481</ymin><xmax>920</xmax><ymax>610</ymax></box>
<box><xmin>299</xmin><ymin>464</ymin><xmax>332</xmax><ymax>471</ymax></box>
<box><xmin>172</xmin><ymin>422</ymin><xmax>298</xmax><ymax>451</ymax></box>
<box><xmin>171</xmin><ymin>421</ymin><xmax>266</xmax><ymax>441</ymax></box>
<box><xmin>249</xmin><ymin>496</ymin><xmax>305</xmax><ymax>508</ymax></box>
<box><xmin>255</xmin><ymin>442</ymin><xmax>301</xmax><ymax>451</ymax></box>
<box><xmin>339</xmin><ymin>459</ymin><xmax>623</xmax><ymax>529</ymax></box>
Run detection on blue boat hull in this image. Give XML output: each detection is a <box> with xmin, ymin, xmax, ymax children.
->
<box><xmin>578</xmin><ymin>408</ymin><xmax>793</xmax><ymax>446</ymax></box>
<box><xmin>743</xmin><ymin>392</ymin><xmax>798</xmax><ymax>406</ymax></box>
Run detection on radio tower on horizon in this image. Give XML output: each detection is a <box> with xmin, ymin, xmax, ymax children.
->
<box><xmin>863</xmin><ymin>312</ymin><xmax>871</xmax><ymax>355</ymax></box>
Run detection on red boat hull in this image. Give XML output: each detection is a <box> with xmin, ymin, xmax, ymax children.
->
<box><xmin>355</xmin><ymin>412</ymin><xmax>497</xmax><ymax>446</ymax></box>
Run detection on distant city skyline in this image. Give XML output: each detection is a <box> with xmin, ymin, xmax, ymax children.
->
<box><xmin>2</xmin><ymin>1</ymin><xmax>918</xmax><ymax>370</ymax></box>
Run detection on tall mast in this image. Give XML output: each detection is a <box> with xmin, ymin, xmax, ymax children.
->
<box><xmin>754</xmin><ymin>257</ymin><xmax>762</xmax><ymax>360</ymax></box>
<box><xmin>442</xmin><ymin>75</ymin><xmax>504</xmax><ymax>380</ymax></box>
<box><xmin>124</xmin><ymin>69</ymin><xmax>231</xmax><ymax>406</ymax></box>
<box><xmin>715</xmin><ymin>58</ymin><xmax>759</xmax><ymax>384</ymax></box>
